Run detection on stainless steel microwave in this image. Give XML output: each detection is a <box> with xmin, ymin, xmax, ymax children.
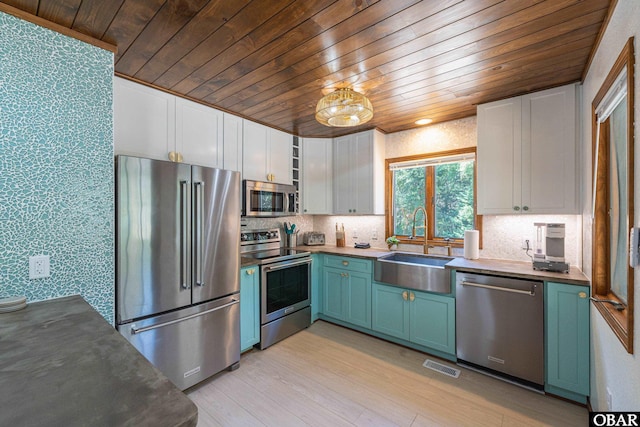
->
<box><xmin>242</xmin><ymin>180</ymin><xmax>296</xmax><ymax>217</ymax></box>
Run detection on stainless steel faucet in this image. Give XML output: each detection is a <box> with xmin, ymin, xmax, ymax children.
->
<box><xmin>409</xmin><ymin>206</ymin><xmax>429</xmax><ymax>254</ymax></box>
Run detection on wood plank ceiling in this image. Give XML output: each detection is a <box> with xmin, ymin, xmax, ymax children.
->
<box><xmin>1</xmin><ymin>0</ymin><xmax>612</xmax><ymax>137</ymax></box>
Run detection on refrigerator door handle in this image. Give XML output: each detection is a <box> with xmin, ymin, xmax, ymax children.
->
<box><xmin>130</xmin><ymin>298</ymin><xmax>239</xmax><ymax>335</ymax></box>
<box><xmin>194</xmin><ymin>181</ymin><xmax>205</xmax><ymax>287</ymax></box>
<box><xmin>180</xmin><ymin>180</ymin><xmax>190</xmax><ymax>290</ymax></box>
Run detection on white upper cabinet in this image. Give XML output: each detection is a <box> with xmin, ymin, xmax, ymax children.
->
<box><xmin>302</xmin><ymin>138</ymin><xmax>333</xmax><ymax>214</ymax></box>
<box><xmin>175</xmin><ymin>97</ymin><xmax>223</xmax><ymax>168</ymax></box>
<box><xmin>223</xmin><ymin>113</ymin><xmax>243</xmax><ymax>173</ymax></box>
<box><xmin>242</xmin><ymin>120</ymin><xmax>292</xmax><ymax>185</ymax></box>
<box><xmin>333</xmin><ymin>130</ymin><xmax>385</xmax><ymax>215</ymax></box>
<box><xmin>269</xmin><ymin>128</ymin><xmax>293</xmax><ymax>185</ymax></box>
<box><xmin>114</xmin><ymin>77</ymin><xmax>175</xmax><ymax>161</ymax></box>
<box><xmin>477</xmin><ymin>83</ymin><xmax>578</xmax><ymax>214</ymax></box>
<box><xmin>114</xmin><ymin>77</ymin><xmax>226</xmax><ymax>169</ymax></box>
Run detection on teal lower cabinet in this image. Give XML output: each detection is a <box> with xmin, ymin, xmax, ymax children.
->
<box><xmin>321</xmin><ymin>256</ymin><xmax>372</xmax><ymax>329</ymax></box>
<box><xmin>371</xmin><ymin>283</ymin><xmax>410</xmax><ymax>340</ymax></box>
<box><xmin>545</xmin><ymin>281</ymin><xmax>590</xmax><ymax>404</ymax></box>
<box><xmin>410</xmin><ymin>290</ymin><xmax>455</xmax><ymax>354</ymax></box>
<box><xmin>372</xmin><ymin>282</ymin><xmax>455</xmax><ymax>358</ymax></box>
<box><xmin>311</xmin><ymin>254</ymin><xmax>322</xmax><ymax>322</ymax></box>
<box><xmin>240</xmin><ymin>266</ymin><xmax>260</xmax><ymax>352</ymax></box>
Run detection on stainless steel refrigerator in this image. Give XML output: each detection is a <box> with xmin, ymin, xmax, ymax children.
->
<box><xmin>115</xmin><ymin>155</ymin><xmax>241</xmax><ymax>390</ymax></box>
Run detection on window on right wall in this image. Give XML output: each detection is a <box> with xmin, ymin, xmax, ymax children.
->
<box><xmin>592</xmin><ymin>37</ymin><xmax>635</xmax><ymax>354</ymax></box>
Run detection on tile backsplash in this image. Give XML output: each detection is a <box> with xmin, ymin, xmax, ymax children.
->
<box><xmin>306</xmin><ymin>214</ymin><xmax>582</xmax><ymax>266</ymax></box>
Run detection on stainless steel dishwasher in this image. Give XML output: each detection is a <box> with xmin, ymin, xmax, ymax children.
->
<box><xmin>456</xmin><ymin>272</ymin><xmax>544</xmax><ymax>389</ymax></box>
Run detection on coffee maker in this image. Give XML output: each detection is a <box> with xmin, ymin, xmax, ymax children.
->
<box><xmin>532</xmin><ymin>223</ymin><xmax>570</xmax><ymax>273</ymax></box>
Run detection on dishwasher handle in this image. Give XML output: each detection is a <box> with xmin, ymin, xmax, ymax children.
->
<box><xmin>460</xmin><ymin>281</ymin><xmax>536</xmax><ymax>296</ymax></box>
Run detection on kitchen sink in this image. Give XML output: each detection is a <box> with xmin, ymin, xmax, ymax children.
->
<box><xmin>374</xmin><ymin>252</ymin><xmax>454</xmax><ymax>294</ymax></box>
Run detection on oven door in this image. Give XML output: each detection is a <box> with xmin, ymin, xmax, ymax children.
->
<box><xmin>261</xmin><ymin>257</ymin><xmax>311</xmax><ymax>324</ymax></box>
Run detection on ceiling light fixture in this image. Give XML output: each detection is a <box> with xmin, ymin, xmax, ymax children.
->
<box><xmin>315</xmin><ymin>88</ymin><xmax>373</xmax><ymax>127</ymax></box>
<box><xmin>415</xmin><ymin>118</ymin><xmax>433</xmax><ymax>125</ymax></box>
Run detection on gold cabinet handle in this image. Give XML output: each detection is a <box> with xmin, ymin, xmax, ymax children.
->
<box><xmin>342</xmin><ymin>261</ymin><xmax>349</xmax><ymax>266</ymax></box>
<box><xmin>246</xmin><ymin>268</ymin><xmax>255</xmax><ymax>275</ymax></box>
<box><xmin>402</xmin><ymin>291</ymin><xmax>408</xmax><ymax>301</ymax></box>
<box><xmin>168</xmin><ymin>151</ymin><xmax>183</xmax><ymax>163</ymax></box>
<box><xmin>579</xmin><ymin>292</ymin><xmax>587</xmax><ymax>299</ymax></box>
<box><xmin>409</xmin><ymin>292</ymin><xmax>415</xmax><ymax>302</ymax></box>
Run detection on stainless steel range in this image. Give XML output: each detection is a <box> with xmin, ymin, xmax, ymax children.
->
<box><xmin>240</xmin><ymin>228</ymin><xmax>311</xmax><ymax>349</ymax></box>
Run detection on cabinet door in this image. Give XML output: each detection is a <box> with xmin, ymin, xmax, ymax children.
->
<box><xmin>345</xmin><ymin>271</ymin><xmax>372</xmax><ymax>329</ymax></box>
<box><xmin>242</xmin><ymin>120</ymin><xmax>269</xmax><ymax>182</ymax></box>
<box><xmin>176</xmin><ymin>98</ymin><xmax>223</xmax><ymax>168</ymax></box>
<box><xmin>240</xmin><ymin>267</ymin><xmax>260</xmax><ymax>352</ymax></box>
<box><xmin>114</xmin><ymin>76</ymin><xmax>175</xmax><ymax>160</ymax></box>
<box><xmin>477</xmin><ymin>97</ymin><xmax>521</xmax><ymax>214</ymax></box>
<box><xmin>223</xmin><ymin>113</ymin><xmax>243</xmax><ymax>173</ymax></box>
<box><xmin>372</xmin><ymin>283</ymin><xmax>410</xmax><ymax>340</ymax></box>
<box><xmin>269</xmin><ymin>128</ymin><xmax>293</xmax><ymax>185</ymax></box>
<box><xmin>521</xmin><ymin>85</ymin><xmax>576</xmax><ymax>214</ymax></box>
<box><xmin>302</xmin><ymin>138</ymin><xmax>333</xmax><ymax>214</ymax></box>
<box><xmin>332</xmin><ymin>131</ymin><xmax>384</xmax><ymax>214</ymax></box>
<box><xmin>410</xmin><ymin>291</ymin><xmax>455</xmax><ymax>355</ymax></box>
<box><xmin>333</xmin><ymin>136</ymin><xmax>354</xmax><ymax>214</ymax></box>
<box><xmin>352</xmin><ymin>132</ymin><xmax>374</xmax><ymax>214</ymax></box>
<box><xmin>322</xmin><ymin>267</ymin><xmax>345</xmax><ymax>321</ymax></box>
<box><xmin>545</xmin><ymin>282</ymin><xmax>589</xmax><ymax>398</ymax></box>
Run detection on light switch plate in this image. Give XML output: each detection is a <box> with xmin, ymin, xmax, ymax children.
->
<box><xmin>29</xmin><ymin>255</ymin><xmax>50</xmax><ymax>279</ymax></box>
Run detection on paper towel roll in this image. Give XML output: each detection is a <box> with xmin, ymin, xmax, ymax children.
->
<box><xmin>464</xmin><ymin>230</ymin><xmax>480</xmax><ymax>259</ymax></box>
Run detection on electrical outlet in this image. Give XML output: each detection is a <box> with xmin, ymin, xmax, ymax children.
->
<box><xmin>352</xmin><ymin>229</ymin><xmax>358</xmax><ymax>240</ymax></box>
<box><xmin>606</xmin><ymin>387</ymin><xmax>612</xmax><ymax>410</ymax></box>
<box><xmin>521</xmin><ymin>238</ymin><xmax>530</xmax><ymax>250</ymax></box>
<box><xmin>29</xmin><ymin>255</ymin><xmax>50</xmax><ymax>279</ymax></box>
<box><xmin>372</xmin><ymin>230</ymin><xmax>378</xmax><ymax>240</ymax></box>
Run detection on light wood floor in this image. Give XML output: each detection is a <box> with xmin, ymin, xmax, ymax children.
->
<box><xmin>187</xmin><ymin>321</ymin><xmax>588</xmax><ymax>426</ymax></box>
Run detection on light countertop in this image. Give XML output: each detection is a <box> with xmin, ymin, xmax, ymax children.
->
<box><xmin>0</xmin><ymin>295</ymin><xmax>198</xmax><ymax>427</ymax></box>
<box><xmin>243</xmin><ymin>245</ymin><xmax>590</xmax><ymax>286</ymax></box>
<box><xmin>445</xmin><ymin>257</ymin><xmax>589</xmax><ymax>286</ymax></box>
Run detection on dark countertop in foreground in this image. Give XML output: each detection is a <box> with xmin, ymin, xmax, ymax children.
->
<box><xmin>0</xmin><ymin>295</ymin><xmax>198</xmax><ymax>427</ymax></box>
<box><xmin>243</xmin><ymin>245</ymin><xmax>590</xmax><ymax>286</ymax></box>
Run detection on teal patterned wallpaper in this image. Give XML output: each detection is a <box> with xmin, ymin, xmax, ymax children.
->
<box><xmin>0</xmin><ymin>12</ymin><xmax>114</xmax><ymax>323</ymax></box>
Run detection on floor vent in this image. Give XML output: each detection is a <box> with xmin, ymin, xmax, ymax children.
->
<box><xmin>423</xmin><ymin>359</ymin><xmax>460</xmax><ymax>378</ymax></box>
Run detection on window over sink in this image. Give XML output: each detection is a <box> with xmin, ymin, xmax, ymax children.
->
<box><xmin>385</xmin><ymin>147</ymin><xmax>481</xmax><ymax>249</ymax></box>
